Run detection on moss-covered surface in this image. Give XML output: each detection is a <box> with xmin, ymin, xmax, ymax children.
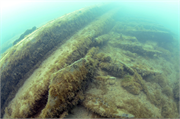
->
<box><xmin>1</xmin><ymin>3</ymin><xmax>117</xmax><ymax>117</ymax></box>
<box><xmin>1</xmin><ymin>3</ymin><xmax>179</xmax><ymax>119</ymax></box>
<box><xmin>121</xmin><ymin>74</ymin><xmax>142</xmax><ymax>95</ymax></box>
<box><xmin>39</xmin><ymin>58</ymin><xmax>89</xmax><ymax>118</ymax></box>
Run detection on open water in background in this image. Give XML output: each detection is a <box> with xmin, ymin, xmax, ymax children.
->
<box><xmin>0</xmin><ymin>0</ymin><xmax>179</xmax><ymax>55</ymax></box>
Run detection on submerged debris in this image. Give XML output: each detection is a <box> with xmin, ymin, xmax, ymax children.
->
<box><xmin>1</xmin><ymin>3</ymin><xmax>179</xmax><ymax>119</ymax></box>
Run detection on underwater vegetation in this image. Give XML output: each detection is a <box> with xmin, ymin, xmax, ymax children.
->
<box><xmin>0</xmin><ymin>4</ymin><xmax>115</xmax><ymax>117</ymax></box>
<box><xmin>121</xmin><ymin>74</ymin><xmax>142</xmax><ymax>95</ymax></box>
<box><xmin>122</xmin><ymin>73</ymin><xmax>132</xmax><ymax>82</ymax></box>
<box><xmin>1</xmin><ymin>3</ymin><xmax>179</xmax><ymax>118</ymax></box>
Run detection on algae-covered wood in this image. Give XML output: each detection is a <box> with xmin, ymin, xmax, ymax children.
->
<box><xmin>1</xmin><ymin>3</ymin><xmax>179</xmax><ymax>118</ymax></box>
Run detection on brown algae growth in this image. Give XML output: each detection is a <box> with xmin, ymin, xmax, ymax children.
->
<box><xmin>1</xmin><ymin>3</ymin><xmax>179</xmax><ymax>118</ymax></box>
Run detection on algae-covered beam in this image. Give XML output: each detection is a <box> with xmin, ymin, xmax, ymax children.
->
<box><xmin>2</xmin><ymin>3</ymin><xmax>120</xmax><ymax>118</ymax></box>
